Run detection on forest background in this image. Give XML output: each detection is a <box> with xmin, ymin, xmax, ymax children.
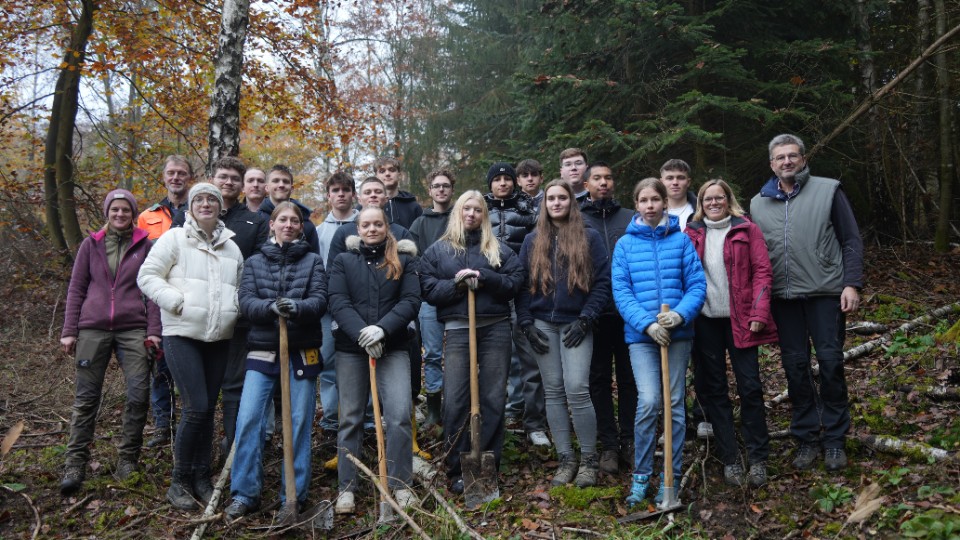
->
<box><xmin>0</xmin><ymin>1</ymin><xmax>959</xmax><ymax>539</ymax></box>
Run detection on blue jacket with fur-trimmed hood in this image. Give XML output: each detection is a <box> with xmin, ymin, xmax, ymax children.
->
<box><xmin>612</xmin><ymin>214</ymin><xmax>706</xmax><ymax>344</ymax></box>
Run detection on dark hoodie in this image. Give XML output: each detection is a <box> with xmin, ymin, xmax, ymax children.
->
<box><xmin>385</xmin><ymin>190</ymin><xmax>423</xmax><ymax>229</ymax></box>
<box><xmin>409</xmin><ymin>207</ymin><xmax>451</xmax><ymax>255</ymax></box>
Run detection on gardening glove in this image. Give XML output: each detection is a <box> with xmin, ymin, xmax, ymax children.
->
<box><xmin>270</xmin><ymin>301</ymin><xmax>283</xmax><ymax>317</ymax></box>
<box><xmin>521</xmin><ymin>323</ymin><xmax>550</xmax><ymax>355</ymax></box>
<box><xmin>358</xmin><ymin>325</ymin><xmax>385</xmax><ymax>348</ymax></box>
<box><xmin>275</xmin><ymin>297</ymin><xmax>298</xmax><ymax>318</ymax></box>
<box><xmin>365</xmin><ymin>341</ymin><xmax>384</xmax><ymax>359</ymax></box>
<box><xmin>646</xmin><ymin>322</ymin><xmax>671</xmax><ymax>347</ymax></box>
<box><xmin>561</xmin><ymin>317</ymin><xmax>590</xmax><ymax>349</ymax></box>
<box><xmin>656</xmin><ymin>310</ymin><xmax>684</xmax><ymax>330</ymax></box>
<box><xmin>455</xmin><ymin>269</ymin><xmax>480</xmax><ymax>290</ymax></box>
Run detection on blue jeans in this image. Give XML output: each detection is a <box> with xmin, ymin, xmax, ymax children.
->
<box><xmin>532</xmin><ymin>320</ymin><xmax>597</xmax><ymax>456</ymax></box>
<box><xmin>230</xmin><ymin>367</ymin><xmax>316</xmax><ymax>506</ymax></box>
<box><xmin>629</xmin><ymin>340</ymin><xmax>691</xmax><ymax>479</ymax></box>
<box><xmin>419</xmin><ymin>303</ymin><xmax>444</xmax><ymax>393</ymax></box>
<box><xmin>771</xmin><ymin>297</ymin><xmax>849</xmax><ymax>448</ymax></box>
<box><xmin>336</xmin><ymin>349</ymin><xmax>412</xmax><ymax>492</ymax></box>
<box><xmin>163</xmin><ymin>336</ymin><xmax>229</xmax><ymax>476</ymax></box>
<box><xmin>318</xmin><ymin>313</ymin><xmax>338</xmax><ymax>431</ymax></box>
<box><xmin>443</xmin><ymin>320</ymin><xmax>511</xmax><ymax>478</ymax></box>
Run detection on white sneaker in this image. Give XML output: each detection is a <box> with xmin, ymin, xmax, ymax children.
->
<box><xmin>697</xmin><ymin>422</ymin><xmax>714</xmax><ymax>439</ymax></box>
<box><xmin>528</xmin><ymin>431</ymin><xmax>551</xmax><ymax>447</ymax></box>
<box><xmin>335</xmin><ymin>491</ymin><xmax>355</xmax><ymax>514</ymax></box>
<box><xmin>394</xmin><ymin>488</ymin><xmax>417</xmax><ymax>509</ymax></box>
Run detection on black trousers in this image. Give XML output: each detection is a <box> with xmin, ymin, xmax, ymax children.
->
<box><xmin>589</xmin><ymin>313</ymin><xmax>637</xmax><ymax>451</ymax></box>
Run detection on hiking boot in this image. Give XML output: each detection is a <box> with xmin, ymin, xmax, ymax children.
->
<box><xmin>792</xmin><ymin>443</ymin><xmax>819</xmax><ymax>470</ymax></box>
<box><xmin>747</xmin><ymin>462</ymin><xmax>767</xmax><ymax>487</ymax></box>
<box><xmin>423</xmin><ymin>392</ymin><xmax>442</xmax><ymax>427</ymax></box>
<box><xmin>60</xmin><ymin>464</ymin><xmax>85</xmax><ymax>496</ymax></box>
<box><xmin>574</xmin><ymin>453</ymin><xmax>599</xmax><ymax>488</ymax></box>
<box><xmin>723</xmin><ymin>462</ymin><xmax>745</xmax><ymax>487</ymax></box>
<box><xmin>599</xmin><ymin>449</ymin><xmax>619</xmax><ymax>475</ymax></box>
<box><xmin>551</xmin><ymin>453</ymin><xmax>578</xmax><ymax>486</ymax></box>
<box><xmin>335</xmin><ymin>491</ymin><xmax>356</xmax><ymax>514</ymax></box>
<box><xmin>394</xmin><ymin>488</ymin><xmax>418</xmax><ymax>508</ymax></box>
<box><xmin>192</xmin><ymin>470</ymin><xmax>214</xmax><ymax>505</ymax></box>
<box><xmin>224</xmin><ymin>498</ymin><xmax>259</xmax><ymax>522</ymax></box>
<box><xmin>697</xmin><ymin>422</ymin><xmax>714</xmax><ymax>440</ymax></box>
<box><xmin>625</xmin><ymin>473</ymin><xmax>650</xmax><ymax>508</ymax></box>
<box><xmin>167</xmin><ymin>474</ymin><xmax>198</xmax><ymax>510</ymax></box>
<box><xmin>824</xmin><ymin>447</ymin><xmax>848</xmax><ymax>471</ymax></box>
<box><xmin>528</xmin><ymin>430</ymin><xmax>551</xmax><ymax>448</ymax></box>
<box><xmin>146</xmin><ymin>427</ymin><xmax>171</xmax><ymax>448</ymax></box>
<box><xmin>115</xmin><ymin>459</ymin><xmax>137</xmax><ymax>481</ymax></box>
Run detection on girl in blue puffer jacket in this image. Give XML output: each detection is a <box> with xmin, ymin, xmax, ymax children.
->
<box><xmin>612</xmin><ymin>178</ymin><xmax>705</xmax><ymax>508</ymax></box>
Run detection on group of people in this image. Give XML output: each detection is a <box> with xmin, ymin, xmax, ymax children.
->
<box><xmin>58</xmin><ymin>133</ymin><xmax>863</xmax><ymax>517</ymax></box>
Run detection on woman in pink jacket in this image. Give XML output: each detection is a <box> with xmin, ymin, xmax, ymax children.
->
<box><xmin>684</xmin><ymin>179</ymin><xmax>777</xmax><ymax>488</ymax></box>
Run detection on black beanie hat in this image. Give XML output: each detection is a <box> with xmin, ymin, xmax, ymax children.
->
<box><xmin>486</xmin><ymin>162</ymin><xmax>517</xmax><ymax>190</ymax></box>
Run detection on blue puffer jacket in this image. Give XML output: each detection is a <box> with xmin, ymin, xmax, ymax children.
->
<box><xmin>239</xmin><ymin>238</ymin><xmax>328</xmax><ymax>379</ymax></box>
<box><xmin>515</xmin><ymin>227</ymin><xmax>611</xmax><ymax>326</ymax></box>
<box><xmin>612</xmin><ymin>214</ymin><xmax>706</xmax><ymax>344</ymax></box>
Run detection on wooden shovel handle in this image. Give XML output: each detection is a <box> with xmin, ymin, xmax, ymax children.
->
<box><xmin>659</xmin><ymin>304</ymin><xmax>674</xmax><ymax>490</ymax></box>
<box><xmin>278</xmin><ymin>316</ymin><xmax>297</xmax><ymax>515</ymax></box>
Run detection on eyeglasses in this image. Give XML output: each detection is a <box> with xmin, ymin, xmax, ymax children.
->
<box><xmin>703</xmin><ymin>196</ymin><xmax>726</xmax><ymax>204</ymax></box>
<box><xmin>430</xmin><ymin>183</ymin><xmax>452</xmax><ymax>190</ymax></box>
<box><xmin>192</xmin><ymin>195</ymin><xmax>220</xmax><ymax>206</ymax></box>
<box><xmin>770</xmin><ymin>153</ymin><xmax>803</xmax><ymax>164</ymax></box>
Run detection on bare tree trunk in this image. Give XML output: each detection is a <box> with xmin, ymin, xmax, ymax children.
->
<box><xmin>911</xmin><ymin>0</ymin><xmax>932</xmax><ymax>235</ymax></box>
<box><xmin>856</xmin><ymin>0</ymin><xmax>891</xmax><ymax>240</ymax></box>
<box><xmin>44</xmin><ymin>0</ymin><xmax>98</xmax><ymax>258</ymax></box>
<box><xmin>207</xmin><ymin>0</ymin><xmax>250</xmax><ymax>175</ymax></box>
<box><xmin>933</xmin><ymin>0</ymin><xmax>956</xmax><ymax>251</ymax></box>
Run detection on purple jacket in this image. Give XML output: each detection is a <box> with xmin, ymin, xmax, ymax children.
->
<box><xmin>61</xmin><ymin>227</ymin><xmax>161</xmax><ymax>338</ymax></box>
<box><xmin>685</xmin><ymin>216</ymin><xmax>778</xmax><ymax>348</ymax></box>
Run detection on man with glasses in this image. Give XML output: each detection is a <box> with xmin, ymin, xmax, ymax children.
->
<box><xmin>409</xmin><ymin>169</ymin><xmax>456</xmax><ymax>427</ymax></box>
<box><xmin>559</xmin><ymin>148</ymin><xmax>589</xmax><ymax>203</ymax></box>
<box><xmin>750</xmin><ymin>134</ymin><xmax>863</xmax><ymax>472</ymax></box>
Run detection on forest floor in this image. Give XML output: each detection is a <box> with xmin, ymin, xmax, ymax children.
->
<box><xmin>0</xmin><ymin>244</ymin><xmax>958</xmax><ymax>539</ymax></box>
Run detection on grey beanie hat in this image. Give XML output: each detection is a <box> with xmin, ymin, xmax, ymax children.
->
<box><xmin>103</xmin><ymin>189</ymin><xmax>138</xmax><ymax>218</ymax></box>
<box><xmin>188</xmin><ymin>182</ymin><xmax>224</xmax><ymax>215</ymax></box>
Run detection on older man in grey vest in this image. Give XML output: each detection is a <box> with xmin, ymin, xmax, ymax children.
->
<box><xmin>750</xmin><ymin>134</ymin><xmax>863</xmax><ymax>472</ymax></box>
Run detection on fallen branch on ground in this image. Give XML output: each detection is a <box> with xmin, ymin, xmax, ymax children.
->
<box><xmin>427</xmin><ymin>483</ymin><xmax>484</xmax><ymax>540</ymax></box>
<box><xmin>899</xmin><ymin>385</ymin><xmax>960</xmax><ymax>401</ymax></box>
<box><xmin>344</xmin><ymin>452</ymin><xmax>431</xmax><ymax>540</ymax></box>
<box><xmin>857</xmin><ymin>433</ymin><xmax>955</xmax><ymax>463</ymax></box>
<box><xmin>190</xmin><ymin>442</ymin><xmax>235</xmax><ymax>540</ymax></box>
<box><xmin>1</xmin><ymin>485</ymin><xmax>40</xmax><ymax>540</ymax></box>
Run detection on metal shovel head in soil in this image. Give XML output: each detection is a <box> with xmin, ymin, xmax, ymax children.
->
<box><xmin>461</xmin><ymin>288</ymin><xmax>499</xmax><ymax>510</ymax></box>
<box><xmin>617</xmin><ymin>501</ymin><xmax>689</xmax><ymax>524</ymax></box>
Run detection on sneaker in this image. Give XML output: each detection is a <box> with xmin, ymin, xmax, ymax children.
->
<box><xmin>697</xmin><ymin>422</ymin><xmax>714</xmax><ymax>439</ymax></box>
<box><xmin>335</xmin><ymin>491</ymin><xmax>355</xmax><ymax>514</ymax></box>
<box><xmin>574</xmin><ymin>453</ymin><xmax>599</xmax><ymax>488</ymax></box>
<box><xmin>115</xmin><ymin>459</ymin><xmax>137</xmax><ymax>481</ymax></box>
<box><xmin>824</xmin><ymin>448</ymin><xmax>848</xmax><ymax>471</ymax></box>
<box><xmin>792</xmin><ymin>443</ymin><xmax>819</xmax><ymax>470</ymax></box>
<box><xmin>723</xmin><ymin>463</ymin><xmax>745</xmax><ymax>487</ymax></box>
<box><xmin>551</xmin><ymin>453</ymin><xmax>578</xmax><ymax>486</ymax></box>
<box><xmin>528</xmin><ymin>431</ymin><xmax>551</xmax><ymax>447</ymax></box>
<box><xmin>747</xmin><ymin>462</ymin><xmax>767</xmax><ymax>487</ymax></box>
<box><xmin>394</xmin><ymin>488</ymin><xmax>418</xmax><ymax>509</ymax></box>
<box><xmin>146</xmin><ymin>428</ymin><xmax>171</xmax><ymax>448</ymax></box>
<box><xmin>449</xmin><ymin>476</ymin><xmax>464</xmax><ymax>495</ymax></box>
<box><xmin>599</xmin><ymin>449</ymin><xmax>619</xmax><ymax>475</ymax></box>
<box><xmin>625</xmin><ymin>473</ymin><xmax>650</xmax><ymax>507</ymax></box>
<box><xmin>60</xmin><ymin>465</ymin><xmax>85</xmax><ymax>496</ymax></box>
<box><xmin>224</xmin><ymin>498</ymin><xmax>259</xmax><ymax>522</ymax></box>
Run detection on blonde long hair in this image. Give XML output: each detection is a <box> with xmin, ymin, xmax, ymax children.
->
<box><xmin>439</xmin><ymin>190</ymin><xmax>502</xmax><ymax>268</ymax></box>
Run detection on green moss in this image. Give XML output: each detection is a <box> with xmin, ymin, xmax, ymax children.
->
<box><xmin>549</xmin><ymin>484</ymin><xmax>620</xmax><ymax>509</ymax></box>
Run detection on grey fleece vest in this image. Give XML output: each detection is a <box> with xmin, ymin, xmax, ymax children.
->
<box><xmin>751</xmin><ymin>174</ymin><xmax>843</xmax><ymax>298</ymax></box>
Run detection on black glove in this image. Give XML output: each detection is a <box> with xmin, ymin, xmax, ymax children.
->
<box><xmin>521</xmin><ymin>323</ymin><xmax>550</xmax><ymax>355</ymax></box>
<box><xmin>276</xmin><ymin>297</ymin><xmax>298</xmax><ymax>318</ymax></box>
<box><xmin>561</xmin><ymin>317</ymin><xmax>590</xmax><ymax>348</ymax></box>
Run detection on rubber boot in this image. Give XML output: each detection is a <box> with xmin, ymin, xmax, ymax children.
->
<box><xmin>423</xmin><ymin>392</ymin><xmax>442</xmax><ymax>428</ymax></box>
<box><xmin>412</xmin><ymin>413</ymin><xmax>432</xmax><ymax>460</ymax></box>
<box><xmin>167</xmin><ymin>470</ymin><xmax>197</xmax><ymax>510</ymax></box>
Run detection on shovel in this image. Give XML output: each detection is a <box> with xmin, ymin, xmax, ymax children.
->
<box><xmin>277</xmin><ymin>316</ymin><xmax>298</xmax><ymax>526</ymax></box>
<box><xmin>461</xmin><ymin>288</ymin><xmax>500</xmax><ymax>510</ymax></box>
<box><xmin>369</xmin><ymin>355</ymin><xmax>393</xmax><ymax>522</ymax></box>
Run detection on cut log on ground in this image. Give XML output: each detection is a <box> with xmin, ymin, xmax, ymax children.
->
<box><xmin>857</xmin><ymin>433</ymin><xmax>955</xmax><ymax>463</ymax></box>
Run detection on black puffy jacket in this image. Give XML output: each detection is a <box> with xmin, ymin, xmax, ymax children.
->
<box><xmin>328</xmin><ymin>236</ymin><xmax>421</xmax><ymax>355</ymax></box>
<box><xmin>484</xmin><ymin>191</ymin><xmax>537</xmax><ymax>254</ymax></box>
<box><xmin>419</xmin><ymin>231</ymin><xmax>525</xmax><ymax>322</ymax></box>
<box><xmin>239</xmin><ymin>239</ymin><xmax>328</xmax><ymax>379</ymax></box>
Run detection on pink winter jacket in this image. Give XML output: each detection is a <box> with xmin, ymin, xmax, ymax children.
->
<box><xmin>685</xmin><ymin>216</ymin><xmax>778</xmax><ymax>348</ymax></box>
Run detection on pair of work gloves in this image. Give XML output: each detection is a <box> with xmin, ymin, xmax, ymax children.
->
<box><xmin>270</xmin><ymin>297</ymin><xmax>299</xmax><ymax>318</ymax></box>
<box><xmin>454</xmin><ymin>269</ymin><xmax>480</xmax><ymax>291</ymax></box>
<box><xmin>521</xmin><ymin>317</ymin><xmax>592</xmax><ymax>355</ymax></box>
<box><xmin>358</xmin><ymin>325</ymin><xmax>386</xmax><ymax>359</ymax></box>
<box><xmin>645</xmin><ymin>310</ymin><xmax>683</xmax><ymax>347</ymax></box>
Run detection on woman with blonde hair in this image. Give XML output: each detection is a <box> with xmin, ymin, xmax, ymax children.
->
<box><xmin>516</xmin><ymin>179</ymin><xmax>610</xmax><ymax>487</ymax></box>
<box><xmin>419</xmin><ymin>190</ymin><xmax>525</xmax><ymax>494</ymax></box>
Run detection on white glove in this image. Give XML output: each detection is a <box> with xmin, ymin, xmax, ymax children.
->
<box><xmin>358</xmin><ymin>325</ymin><xmax>385</xmax><ymax>348</ymax></box>
<box><xmin>646</xmin><ymin>322</ymin><xmax>671</xmax><ymax>347</ymax></box>
<box><xmin>365</xmin><ymin>341</ymin><xmax>384</xmax><ymax>359</ymax></box>
<box><xmin>656</xmin><ymin>311</ymin><xmax>683</xmax><ymax>329</ymax></box>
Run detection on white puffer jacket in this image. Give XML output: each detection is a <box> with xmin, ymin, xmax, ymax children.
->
<box><xmin>137</xmin><ymin>216</ymin><xmax>243</xmax><ymax>342</ymax></box>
